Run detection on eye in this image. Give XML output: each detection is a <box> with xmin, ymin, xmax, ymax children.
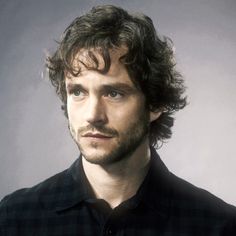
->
<box><xmin>69</xmin><ymin>89</ymin><xmax>86</xmax><ymax>100</ymax></box>
<box><xmin>107</xmin><ymin>90</ymin><xmax>123</xmax><ymax>99</ymax></box>
<box><xmin>72</xmin><ymin>90</ymin><xmax>82</xmax><ymax>96</ymax></box>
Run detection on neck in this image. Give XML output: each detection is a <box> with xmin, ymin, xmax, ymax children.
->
<box><xmin>82</xmin><ymin>140</ymin><xmax>151</xmax><ymax>209</ymax></box>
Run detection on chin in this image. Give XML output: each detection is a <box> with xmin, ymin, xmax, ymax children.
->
<box><xmin>79</xmin><ymin>146</ymin><xmax>111</xmax><ymax>163</ymax></box>
<box><xmin>81</xmin><ymin>146</ymin><xmax>126</xmax><ymax>166</ymax></box>
<box><xmin>82</xmin><ymin>153</ymin><xmax>116</xmax><ymax>165</ymax></box>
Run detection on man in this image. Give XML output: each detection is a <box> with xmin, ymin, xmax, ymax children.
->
<box><xmin>0</xmin><ymin>5</ymin><xmax>235</xmax><ymax>235</ymax></box>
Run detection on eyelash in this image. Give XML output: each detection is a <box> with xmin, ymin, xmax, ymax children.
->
<box><xmin>68</xmin><ymin>88</ymin><xmax>125</xmax><ymax>101</ymax></box>
<box><xmin>105</xmin><ymin>90</ymin><xmax>124</xmax><ymax>99</ymax></box>
<box><xmin>71</xmin><ymin>89</ymin><xmax>83</xmax><ymax>96</ymax></box>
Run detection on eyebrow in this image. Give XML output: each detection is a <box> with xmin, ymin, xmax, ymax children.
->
<box><xmin>66</xmin><ymin>83</ymin><xmax>83</xmax><ymax>92</ymax></box>
<box><xmin>102</xmin><ymin>83</ymin><xmax>137</xmax><ymax>93</ymax></box>
<box><xmin>66</xmin><ymin>82</ymin><xmax>137</xmax><ymax>93</ymax></box>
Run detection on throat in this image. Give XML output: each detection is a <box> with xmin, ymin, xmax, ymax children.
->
<box><xmin>82</xmin><ymin>146</ymin><xmax>151</xmax><ymax>209</ymax></box>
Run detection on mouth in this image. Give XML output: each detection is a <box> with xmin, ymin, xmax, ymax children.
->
<box><xmin>82</xmin><ymin>132</ymin><xmax>113</xmax><ymax>139</ymax></box>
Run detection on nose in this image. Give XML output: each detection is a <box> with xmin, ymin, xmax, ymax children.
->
<box><xmin>85</xmin><ymin>96</ymin><xmax>108</xmax><ymax>126</ymax></box>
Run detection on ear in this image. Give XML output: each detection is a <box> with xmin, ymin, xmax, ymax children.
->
<box><xmin>150</xmin><ymin>110</ymin><xmax>162</xmax><ymax>122</ymax></box>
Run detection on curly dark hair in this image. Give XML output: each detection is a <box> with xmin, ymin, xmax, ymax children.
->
<box><xmin>46</xmin><ymin>5</ymin><xmax>187</xmax><ymax>148</ymax></box>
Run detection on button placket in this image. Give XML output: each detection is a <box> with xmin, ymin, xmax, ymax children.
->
<box><xmin>102</xmin><ymin>205</ymin><xmax>126</xmax><ymax>235</ymax></box>
<box><xmin>103</xmin><ymin>220</ymin><xmax>117</xmax><ymax>235</ymax></box>
<box><xmin>106</xmin><ymin>227</ymin><xmax>114</xmax><ymax>235</ymax></box>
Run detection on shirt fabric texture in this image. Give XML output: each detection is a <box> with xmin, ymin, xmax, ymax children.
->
<box><xmin>1</xmin><ymin>148</ymin><xmax>236</xmax><ymax>235</ymax></box>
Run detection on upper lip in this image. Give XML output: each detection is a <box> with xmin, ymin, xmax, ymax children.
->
<box><xmin>82</xmin><ymin>132</ymin><xmax>113</xmax><ymax>138</ymax></box>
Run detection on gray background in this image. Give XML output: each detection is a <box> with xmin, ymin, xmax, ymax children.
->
<box><xmin>0</xmin><ymin>0</ymin><xmax>235</xmax><ymax>205</ymax></box>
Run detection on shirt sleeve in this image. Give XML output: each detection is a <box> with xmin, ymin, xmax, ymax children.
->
<box><xmin>0</xmin><ymin>195</ymin><xmax>10</xmax><ymax>236</ymax></box>
<box><xmin>222</xmin><ymin>209</ymin><xmax>236</xmax><ymax>235</ymax></box>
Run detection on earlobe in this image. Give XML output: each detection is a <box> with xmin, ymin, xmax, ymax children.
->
<box><xmin>150</xmin><ymin>111</ymin><xmax>162</xmax><ymax>122</ymax></box>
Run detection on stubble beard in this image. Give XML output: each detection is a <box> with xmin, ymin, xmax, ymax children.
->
<box><xmin>68</xmin><ymin>112</ymin><xmax>150</xmax><ymax>166</ymax></box>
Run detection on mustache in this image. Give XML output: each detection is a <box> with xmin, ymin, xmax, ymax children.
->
<box><xmin>77</xmin><ymin>124</ymin><xmax>118</xmax><ymax>136</ymax></box>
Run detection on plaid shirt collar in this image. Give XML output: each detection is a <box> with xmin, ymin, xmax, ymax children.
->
<box><xmin>42</xmin><ymin>147</ymin><xmax>171</xmax><ymax>220</ymax></box>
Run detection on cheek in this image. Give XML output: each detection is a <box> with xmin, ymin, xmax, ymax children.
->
<box><xmin>67</xmin><ymin>101</ymin><xmax>73</xmax><ymax>121</ymax></box>
<box><xmin>109</xmin><ymin>102</ymin><xmax>145</xmax><ymax>125</ymax></box>
<box><xmin>67</xmin><ymin>102</ymin><xmax>81</xmax><ymax>127</ymax></box>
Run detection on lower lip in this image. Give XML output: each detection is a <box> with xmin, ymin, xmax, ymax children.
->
<box><xmin>83</xmin><ymin>136</ymin><xmax>112</xmax><ymax>141</ymax></box>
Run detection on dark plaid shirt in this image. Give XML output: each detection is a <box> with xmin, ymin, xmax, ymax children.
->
<box><xmin>1</xmin><ymin>148</ymin><xmax>236</xmax><ymax>235</ymax></box>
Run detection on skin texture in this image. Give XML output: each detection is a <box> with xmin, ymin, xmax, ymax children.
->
<box><xmin>65</xmin><ymin>48</ymin><xmax>161</xmax><ymax>208</ymax></box>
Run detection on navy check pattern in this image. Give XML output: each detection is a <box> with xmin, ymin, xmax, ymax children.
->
<box><xmin>1</xmin><ymin>148</ymin><xmax>236</xmax><ymax>235</ymax></box>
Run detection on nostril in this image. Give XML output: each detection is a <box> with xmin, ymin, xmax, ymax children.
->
<box><xmin>86</xmin><ymin>112</ymin><xmax>107</xmax><ymax>126</ymax></box>
<box><xmin>87</xmin><ymin>120</ymin><xmax>107</xmax><ymax>127</ymax></box>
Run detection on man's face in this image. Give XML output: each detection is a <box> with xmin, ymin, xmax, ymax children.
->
<box><xmin>65</xmin><ymin>48</ymin><xmax>155</xmax><ymax>166</ymax></box>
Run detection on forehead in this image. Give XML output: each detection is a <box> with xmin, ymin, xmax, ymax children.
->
<box><xmin>73</xmin><ymin>47</ymin><xmax>127</xmax><ymax>69</ymax></box>
<box><xmin>65</xmin><ymin>47</ymin><xmax>135</xmax><ymax>86</ymax></box>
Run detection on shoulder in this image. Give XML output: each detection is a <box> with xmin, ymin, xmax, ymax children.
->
<box><xmin>0</xmin><ymin>170</ymin><xmax>68</xmax><ymax>209</ymax></box>
<box><xmin>150</xmin><ymin>148</ymin><xmax>236</xmax><ymax>224</ymax></box>
<box><xmin>168</xmin><ymin>172</ymin><xmax>236</xmax><ymax>232</ymax></box>
<box><xmin>169</xmin><ymin>172</ymin><xmax>235</xmax><ymax>210</ymax></box>
<box><xmin>0</xmin><ymin>165</ymin><xmax>80</xmax><ymax>235</ymax></box>
<box><xmin>0</xmin><ymin>156</ymin><xmax>84</xmax><ymax>211</ymax></box>
<box><xmin>0</xmin><ymin>166</ymin><xmax>71</xmax><ymax>225</ymax></box>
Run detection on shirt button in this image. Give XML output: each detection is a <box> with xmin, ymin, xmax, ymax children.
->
<box><xmin>106</xmin><ymin>227</ymin><xmax>115</xmax><ymax>235</ymax></box>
